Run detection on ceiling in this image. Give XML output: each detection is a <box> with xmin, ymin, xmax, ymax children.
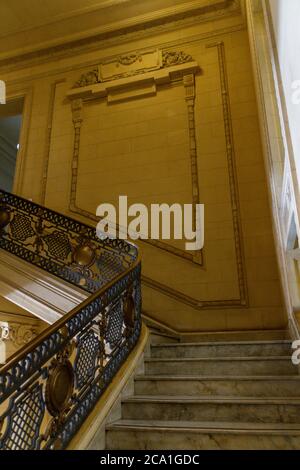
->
<box><xmin>0</xmin><ymin>0</ymin><xmax>132</xmax><ymax>38</ymax></box>
<box><xmin>0</xmin><ymin>0</ymin><xmax>241</xmax><ymax>63</ymax></box>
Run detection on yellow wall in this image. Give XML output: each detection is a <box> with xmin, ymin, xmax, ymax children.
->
<box><xmin>2</xmin><ymin>11</ymin><xmax>287</xmax><ymax>333</ymax></box>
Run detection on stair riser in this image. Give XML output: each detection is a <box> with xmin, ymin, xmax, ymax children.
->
<box><xmin>150</xmin><ymin>334</ymin><xmax>179</xmax><ymax>344</ymax></box>
<box><xmin>122</xmin><ymin>401</ymin><xmax>300</xmax><ymax>424</ymax></box>
<box><xmin>151</xmin><ymin>344</ymin><xmax>292</xmax><ymax>359</ymax></box>
<box><xmin>106</xmin><ymin>429</ymin><xmax>300</xmax><ymax>450</ymax></box>
<box><xmin>145</xmin><ymin>360</ymin><xmax>297</xmax><ymax>376</ymax></box>
<box><xmin>135</xmin><ymin>379</ymin><xmax>300</xmax><ymax>397</ymax></box>
<box><xmin>180</xmin><ymin>330</ymin><xmax>288</xmax><ymax>343</ymax></box>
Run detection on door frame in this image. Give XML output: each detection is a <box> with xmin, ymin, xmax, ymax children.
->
<box><xmin>3</xmin><ymin>86</ymin><xmax>33</xmax><ymax>195</ymax></box>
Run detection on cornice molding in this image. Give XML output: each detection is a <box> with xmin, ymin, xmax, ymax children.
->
<box><xmin>0</xmin><ymin>0</ymin><xmax>242</xmax><ymax>73</ymax></box>
<box><xmin>2</xmin><ymin>23</ymin><xmax>245</xmax><ymax>85</ymax></box>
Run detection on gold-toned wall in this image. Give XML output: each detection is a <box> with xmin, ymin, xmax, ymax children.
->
<box><xmin>3</xmin><ymin>12</ymin><xmax>287</xmax><ymax>333</ymax></box>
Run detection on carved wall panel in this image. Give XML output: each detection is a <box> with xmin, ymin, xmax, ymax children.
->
<box><xmin>68</xmin><ymin>49</ymin><xmax>203</xmax><ymax>264</ymax></box>
<box><xmin>66</xmin><ymin>44</ymin><xmax>248</xmax><ymax>309</ymax></box>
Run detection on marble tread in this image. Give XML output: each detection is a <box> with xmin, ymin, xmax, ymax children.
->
<box><xmin>134</xmin><ymin>375</ymin><xmax>300</xmax><ymax>397</ymax></box>
<box><xmin>151</xmin><ymin>341</ymin><xmax>292</xmax><ymax>358</ymax></box>
<box><xmin>106</xmin><ymin>420</ymin><xmax>300</xmax><ymax>450</ymax></box>
<box><xmin>107</xmin><ymin>419</ymin><xmax>300</xmax><ymax>431</ymax></box>
<box><xmin>106</xmin><ymin>337</ymin><xmax>300</xmax><ymax>450</ymax></box>
<box><xmin>121</xmin><ymin>395</ymin><xmax>300</xmax><ymax>423</ymax></box>
<box><xmin>144</xmin><ymin>356</ymin><xmax>297</xmax><ymax>376</ymax></box>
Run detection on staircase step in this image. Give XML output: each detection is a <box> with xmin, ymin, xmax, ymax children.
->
<box><xmin>106</xmin><ymin>420</ymin><xmax>300</xmax><ymax>450</ymax></box>
<box><xmin>122</xmin><ymin>395</ymin><xmax>300</xmax><ymax>424</ymax></box>
<box><xmin>145</xmin><ymin>357</ymin><xmax>297</xmax><ymax>376</ymax></box>
<box><xmin>135</xmin><ymin>375</ymin><xmax>300</xmax><ymax>397</ymax></box>
<box><xmin>151</xmin><ymin>341</ymin><xmax>292</xmax><ymax>358</ymax></box>
<box><xmin>181</xmin><ymin>329</ymin><xmax>289</xmax><ymax>343</ymax></box>
<box><xmin>150</xmin><ymin>332</ymin><xmax>180</xmax><ymax>344</ymax></box>
<box><xmin>105</xmin><ymin>331</ymin><xmax>299</xmax><ymax>450</ymax></box>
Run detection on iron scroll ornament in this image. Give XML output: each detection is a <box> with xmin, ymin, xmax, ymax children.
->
<box><xmin>0</xmin><ymin>189</ymin><xmax>141</xmax><ymax>450</ymax></box>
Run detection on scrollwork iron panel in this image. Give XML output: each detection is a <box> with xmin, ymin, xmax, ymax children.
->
<box><xmin>0</xmin><ymin>190</ymin><xmax>141</xmax><ymax>450</ymax></box>
<box><xmin>0</xmin><ymin>190</ymin><xmax>138</xmax><ymax>292</ymax></box>
<box><xmin>74</xmin><ymin>330</ymin><xmax>101</xmax><ymax>390</ymax></box>
<box><xmin>0</xmin><ymin>384</ymin><xmax>45</xmax><ymax>450</ymax></box>
<box><xmin>105</xmin><ymin>300</ymin><xmax>124</xmax><ymax>347</ymax></box>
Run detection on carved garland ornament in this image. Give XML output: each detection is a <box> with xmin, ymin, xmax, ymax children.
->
<box><xmin>118</xmin><ymin>53</ymin><xmax>142</xmax><ymax>66</ymax></box>
<box><xmin>74</xmin><ymin>69</ymin><xmax>98</xmax><ymax>88</ymax></box>
<box><xmin>0</xmin><ymin>323</ymin><xmax>9</xmax><ymax>341</ymax></box>
<box><xmin>162</xmin><ymin>51</ymin><xmax>193</xmax><ymax>67</ymax></box>
<box><xmin>73</xmin><ymin>50</ymin><xmax>193</xmax><ymax>88</ymax></box>
<box><xmin>0</xmin><ymin>321</ymin><xmax>39</xmax><ymax>347</ymax></box>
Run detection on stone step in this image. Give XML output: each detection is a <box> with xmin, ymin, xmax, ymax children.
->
<box><xmin>151</xmin><ymin>341</ymin><xmax>292</xmax><ymax>359</ymax></box>
<box><xmin>135</xmin><ymin>375</ymin><xmax>300</xmax><ymax>397</ymax></box>
<box><xmin>150</xmin><ymin>332</ymin><xmax>180</xmax><ymax>344</ymax></box>
<box><xmin>180</xmin><ymin>329</ymin><xmax>289</xmax><ymax>343</ymax></box>
<box><xmin>122</xmin><ymin>396</ymin><xmax>300</xmax><ymax>424</ymax></box>
<box><xmin>106</xmin><ymin>420</ymin><xmax>300</xmax><ymax>450</ymax></box>
<box><xmin>144</xmin><ymin>357</ymin><xmax>297</xmax><ymax>376</ymax></box>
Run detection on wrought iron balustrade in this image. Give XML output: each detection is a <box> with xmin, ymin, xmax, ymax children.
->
<box><xmin>0</xmin><ymin>190</ymin><xmax>141</xmax><ymax>450</ymax></box>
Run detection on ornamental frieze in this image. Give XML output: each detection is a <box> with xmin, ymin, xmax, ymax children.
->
<box><xmin>73</xmin><ymin>49</ymin><xmax>194</xmax><ymax>88</ymax></box>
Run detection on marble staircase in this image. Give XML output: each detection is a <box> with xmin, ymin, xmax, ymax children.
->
<box><xmin>106</xmin><ymin>335</ymin><xmax>300</xmax><ymax>450</ymax></box>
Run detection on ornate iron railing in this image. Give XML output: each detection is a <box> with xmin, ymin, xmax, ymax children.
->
<box><xmin>0</xmin><ymin>190</ymin><xmax>141</xmax><ymax>450</ymax></box>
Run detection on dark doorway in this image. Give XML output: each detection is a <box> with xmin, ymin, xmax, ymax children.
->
<box><xmin>0</xmin><ymin>99</ymin><xmax>24</xmax><ymax>192</ymax></box>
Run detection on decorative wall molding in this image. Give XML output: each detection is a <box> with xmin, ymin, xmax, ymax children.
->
<box><xmin>66</xmin><ymin>41</ymin><xmax>249</xmax><ymax>309</ymax></box>
<box><xmin>0</xmin><ymin>313</ymin><xmax>41</xmax><ymax>364</ymax></box>
<box><xmin>40</xmin><ymin>79</ymin><xmax>66</xmax><ymax>204</ymax></box>
<box><xmin>142</xmin><ymin>275</ymin><xmax>246</xmax><ymax>310</ymax></box>
<box><xmin>143</xmin><ymin>41</ymin><xmax>249</xmax><ymax>309</ymax></box>
<box><xmin>100</xmin><ymin>48</ymin><xmax>163</xmax><ymax>82</ymax></box>
<box><xmin>7</xmin><ymin>87</ymin><xmax>34</xmax><ymax>196</ymax></box>
<box><xmin>0</xmin><ymin>319</ymin><xmax>39</xmax><ymax>348</ymax></box>
<box><xmin>70</xmin><ymin>48</ymin><xmax>197</xmax><ymax>94</ymax></box>
<box><xmin>2</xmin><ymin>24</ymin><xmax>245</xmax><ymax>85</ymax></box>
<box><xmin>0</xmin><ymin>87</ymin><xmax>32</xmax><ymax>197</ymax></box>
<box><xmin>0</xmin><ymin>0</ymin><xmax>243</xmax><ymax>74</ymax></box>
<box><xmin>206</xmin><ymin>41</ymin><xmax>248</xmax><ymax>306</ymax></box>
<box><xmin>73</xmin><ymin>49</ymin><xmax>193</xmax><ymax>86</ymax></box>
<box><xmin>68</xmin><ymin>49</ymin><xmax>203</xmax><ymax>265</ymax></box>
<box><xmin>0</xmin><ymin>322</ymin><xmax>9</xmax><ymax>341</ymax></box>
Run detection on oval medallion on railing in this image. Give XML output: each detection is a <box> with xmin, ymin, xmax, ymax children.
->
<box><xmin>73</xmin><ymin>244</ymin><xmax>95</xmax><ymax>267</ymax></box>
<box><xmin>0</xmin><ymin>189</ymin><xmax>141</xmax><ymax>450</ymax></box>
<box><xmin>45</xmin><ymin>361</ymin><xmax>74</xmax><ymax>417</ymax></box>
<box><xmin>123</xmin><ymin>292</ymin><xmax>135</xmax><ymax>329</ymax></box>
<box><xmin>0</xmin><ymin>206</ymin><xmax>11</xmax><ymax>229</ymax></box>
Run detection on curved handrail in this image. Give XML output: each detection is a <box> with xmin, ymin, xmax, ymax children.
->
<box><xmin>0</xmin><ymin>190</ymin><xmax>142</xmax><ymax>450</ymax></box>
